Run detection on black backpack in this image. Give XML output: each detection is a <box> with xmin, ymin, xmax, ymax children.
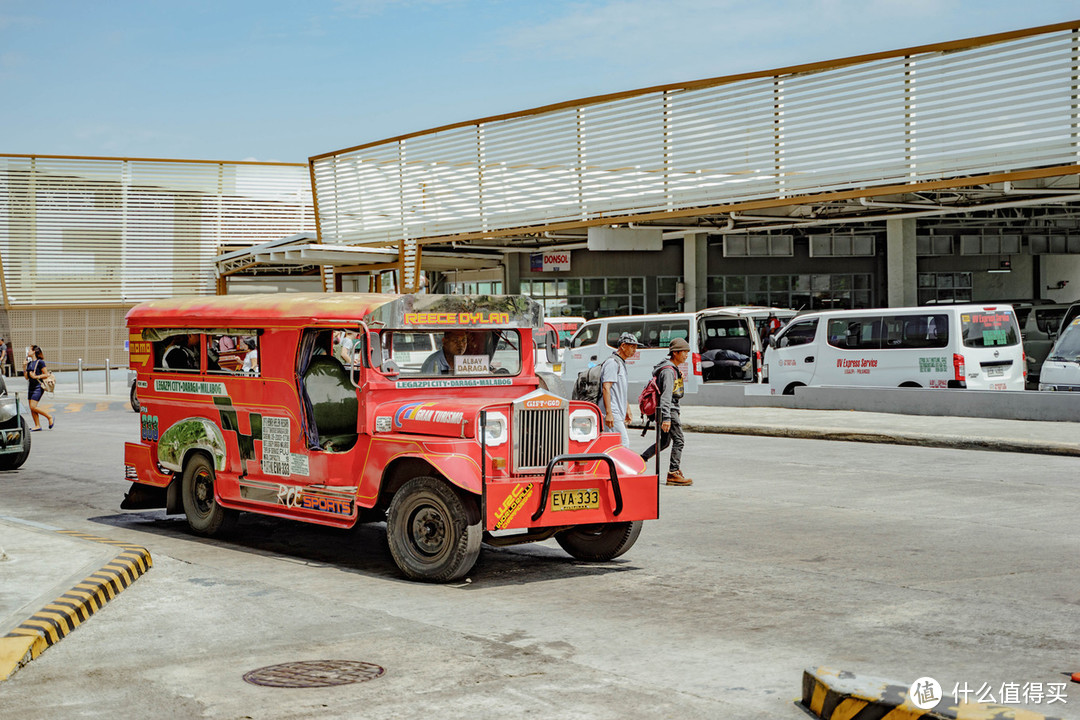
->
<box><xmin>571</xmin><ymin>361</ymin><xmax>607</xmax><ymax>405</ymax></box>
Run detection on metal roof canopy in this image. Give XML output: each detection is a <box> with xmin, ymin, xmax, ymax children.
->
<box><xmin>309</xmin><ymin>20</ymin><xmax>1080</xmax><ymax>251</ymax></box>
<box><xmin>214</xmin><ymin>233</ymin><xmax>505</xmax><ymax>278</ymax></box>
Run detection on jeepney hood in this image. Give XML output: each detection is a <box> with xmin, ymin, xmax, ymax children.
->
<box><xmin>374</xmin><ymin>397</ymin><xmax>503</xmax><ymax>439</ymax></box>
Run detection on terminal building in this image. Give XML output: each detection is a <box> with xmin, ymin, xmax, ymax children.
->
<box><xmin>2</xmin><ymin>21</ymin><xmax>1079</xmax><ymax>369</ymax></box>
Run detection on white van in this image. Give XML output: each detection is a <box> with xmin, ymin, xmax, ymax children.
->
<box><xmin>764</xmin><ymin>304</ymin><xmax>1026</xmax><ymax>394</ymax></box>
<box><xmin>1038</xmin><ymin>316</ymin><xmax>1080</xmax><ymax>391</ymax></box>
<box><xmin>561</xmin><ymin>308</ymin><xmax>793</xmax><ymax>394</ymax></box>
<box><xmin>535</xmin><ymin>316</ymin><xmax>586</xmax><ymax>374</ymax></box>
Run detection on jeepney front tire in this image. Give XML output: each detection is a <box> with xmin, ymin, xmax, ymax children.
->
<box><xmin>129</xmin><ymin>382</ymin><xmax>140</xmax><ymax>413</ymax></box>
<box><xmin>0</xmin><ymin>418</ymin><xmax>31</xmax><ymax>470</ymax></box>
<box><xmin>556</xmin><ymin>521</ymin><xmax>643</xmax><ymax>562</ymax></box>
<box><xmin>181</xmin><ymin>454</ymin><xmax>236</xmax><ymax>536</ymax></box>
<box><xmin>387</xmin><ymin>476</ymin><xmax>481</xmax><ymax>582</ymax></box>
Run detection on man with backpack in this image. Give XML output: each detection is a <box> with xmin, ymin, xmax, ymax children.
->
<box><xmin>598</xmin><ymin>332</ymin><xmax>642</xmax><ymax>447</ymax></box>
<box><xmin>640</xmin><ymin>337</ymin><xmax>692</xmax><ymax>486</ymax></box>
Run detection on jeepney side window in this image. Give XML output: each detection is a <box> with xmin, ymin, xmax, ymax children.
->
<box><xmin>152</xmin><ymin>332</ymin><xmax>201</xmax><ymax>373</ymax></box>
<box><xmin>206</xmin><ymin>332</ymin><xmax>261</xmax><ymax>376</ymax></box>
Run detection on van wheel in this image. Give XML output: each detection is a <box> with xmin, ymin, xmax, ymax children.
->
<box><xmin>556</xmin><ymin>521</ymin><xmax>642</xmax><ymax>561</ymax></box>
<box><xmin>899</xmin><ymin>382</ymin><xmax>922</xmax><ymax>388</ymax></box>
<box><xmin>782</xmin><ymin>382</ymin><xmax>805</xmax><ymax>396</ymax></box>
<box><xmin>181</xmin><ymin>454</ymin><xmax>237</xmax><ymax>536</ymax></box>
<box><xmin>387</xmin><ymin>476</ymin><xmax>481</xmax><ymax>582</ymax></box>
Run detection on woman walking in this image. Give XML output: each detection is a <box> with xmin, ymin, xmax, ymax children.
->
<box><xmin>24</xmin><ymin>345</ymin><xmax>54</xmax><ymax>431</ymax></box>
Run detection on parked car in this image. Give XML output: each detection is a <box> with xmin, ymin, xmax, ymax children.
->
<box><xmin>1057</xmin><ymin>301</ymin><xmax>1080</xmax><ymax>337</ymax></box>
<box><xmin>1038</xmin><ymin>315</ymin><xmax>1080</xmax><ymax>391</ymax></box>
<box><xmin>129</xmin><ymin>369</ymin><xmax>140</xmax><ymax>412</ymax></box>
<box><xmin>0</xmin><ymin>375</ymin><xmax>31</xmax><ymax>469</ymax></box>
<box><xmin>1014</xmin><ymin>302</ymin><xmax>1072</xmax><ymax>384</ymax></box>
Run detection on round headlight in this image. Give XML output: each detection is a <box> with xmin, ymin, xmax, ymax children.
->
<box><xmin>481</xmin><ymin>411</ymin><xmax>508</xmax><ymax>446</ymax></box>
<box><xmin>569</xmin><ymin>408</ymin><xmax>599</xmax><ymax>442</ymax></box>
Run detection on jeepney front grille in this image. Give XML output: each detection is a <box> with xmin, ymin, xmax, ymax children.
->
<box><xmin>512</xmin><ymin>407</ymin><xmax>568</xmax><ymax>474</ymax></box>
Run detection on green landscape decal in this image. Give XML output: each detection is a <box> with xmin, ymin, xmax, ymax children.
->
<box><xmin>158</xmin><ymin>417</ymin><xmax>228</xmax><ymax>471</ymax></box>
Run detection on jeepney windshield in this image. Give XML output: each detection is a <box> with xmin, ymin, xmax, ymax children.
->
<box><xmin>382</xmin><ymin>329</ymin><xmax>522</xmax><ymax>377</ymax></box>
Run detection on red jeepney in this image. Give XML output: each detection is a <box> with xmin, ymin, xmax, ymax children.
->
<box><xmin>122</xmin><ymin>293</ymin><xmax>658</xmax><ymax>581</ymax></box>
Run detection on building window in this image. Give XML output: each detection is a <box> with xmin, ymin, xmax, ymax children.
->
<box><xmin>657</xmin><ymin>276</ymin><xmax>682</xmax><ymax>313</ymax></box>
<box><xmin>918</xmin><ymin>272</ymin><xmax>972</xmax><ymax>305</ymax></box>
<box><xmin>448</xmin><ymin>280</ymin><xmax>503</xmax><ymax>295</ymax></box>
<box><xmin>522</xmin><ymin>277</ymin><xmax>645</xmax><ymax>319</ymax></box>
<box><xmin>705</xmin><ymin>274</ymin><xmax>873</xmax><ymax>310</ymax></box>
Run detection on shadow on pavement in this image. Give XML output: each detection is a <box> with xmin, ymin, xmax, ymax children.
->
<box><xmin>88</xmin><ymin>511</ymin><xmax>639</xmax><ymax>588</ymax></box>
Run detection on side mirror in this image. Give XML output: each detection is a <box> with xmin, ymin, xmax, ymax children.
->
<box><xmin>545</xmin><ymin>329</ymin><xmax>559</xmax><ymax>364</ymax></box>
<box><xmin>767</xmin><ymin>335</ymin><xmax>777</xmax><ymax>349</ymax></box>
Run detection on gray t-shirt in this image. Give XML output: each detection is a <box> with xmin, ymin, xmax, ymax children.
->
<box><xmin>599</xmin><ymin>353</ymin><xmax>627</xmax><ymax>417</ymax></box>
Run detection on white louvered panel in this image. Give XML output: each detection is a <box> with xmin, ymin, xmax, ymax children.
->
<box><xmin>312</xmin><ymin>28</ymin><xmax>1080</xmax><ymax>244</ymax></box>
<box><xmin>0</xmin><ymin>156</ymin><xmax>312</xmax><ymax>305</ymax></box>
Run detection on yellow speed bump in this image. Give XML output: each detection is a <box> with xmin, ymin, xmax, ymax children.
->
<box><xmin>0</xmin><ymin>531</ymin><xmax>151</xmax><ymax>682</ymax></box>
<box><xmin>802</xmin><ymin>667</ymin><xmax>1064</xmax><ymax>720</ymax></box>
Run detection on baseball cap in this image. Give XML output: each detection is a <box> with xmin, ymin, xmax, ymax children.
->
<box><xmin>616</xmin><ymin>332</ymin><xmax>643</xmax><ymax>347</ymax></box>
<box><xmin>668</xmin><ymin>337</ymin><xmax>690</xmax><ymax>352</ymax></box>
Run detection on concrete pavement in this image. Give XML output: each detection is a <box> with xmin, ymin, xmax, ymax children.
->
<box><xmin>2</xmin><ymin>373</ymin><xmax>1078</xmax><ymax>686</ymax></box>
<box><xmin>674</xmin><ymin>405</ymin><xmax>1080</xmax><ymax>457</ymax></box>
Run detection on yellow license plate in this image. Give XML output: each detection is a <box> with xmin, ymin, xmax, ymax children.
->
<box><xmin>551</xmin><ymin>488</ymin><xmax>599</xmax><ymax>511</ymax></box>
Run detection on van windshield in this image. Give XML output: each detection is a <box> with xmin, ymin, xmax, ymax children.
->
<box><xmin>960</xmin><ymin>310</ymin><xmax>1019</xmax><ymax>348</ymax></box>
<box><xmin>1049</xmin><ymin>322</ymin><xmax>1080</xmax><ymax>360</ymax></box>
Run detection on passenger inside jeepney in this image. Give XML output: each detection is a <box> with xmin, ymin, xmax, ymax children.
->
<box><xmin>421</xmin><ymin>330</ymin><xmax>469</xmax><ymax>375</ymax></box>
<box><xmin>161</xmin><ymin>334</ymin><xmax>199</xmax><ymax>371</ymax></box>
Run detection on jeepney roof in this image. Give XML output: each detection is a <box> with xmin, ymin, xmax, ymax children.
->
<box><xmin>126</xmin><ymin>293</ymin><xmax>544</xmax><ymax>330</ymax></box>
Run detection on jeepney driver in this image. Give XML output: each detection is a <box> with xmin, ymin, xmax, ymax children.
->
<box><xmin>421</xmin><ymin>329</ymin><xmax>469</xmax><ymax>374</ymax></box>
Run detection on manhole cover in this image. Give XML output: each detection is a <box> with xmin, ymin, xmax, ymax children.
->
<box><xmin>243</xmin><ymin>660</ymin><xmax>385</xmax><ymax>688</ymax></box>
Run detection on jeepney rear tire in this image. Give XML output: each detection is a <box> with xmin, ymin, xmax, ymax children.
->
<box><xmin>0</xmin><ymin>418</ymin><xmax>31</xmax><ymax>470</ymax></box>
<box><xmin>181</xmin><ymin>454</ymin><xmax>236</xmax><ymax>536</ymax></box>
<box><xmin>556</xmin><ymin>521</ymin><xmax>642</xmax><ymax>562</ymax></box>
<box><xmin>386</xmin><ymin>476</ymin><xmax>481</xmax><ymax>582</ymax></box>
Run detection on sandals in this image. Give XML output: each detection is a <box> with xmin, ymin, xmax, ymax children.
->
<box><xmin>30</xmin><ymin>427</ymin><xmax>41</xmax><ymax>432</ymax></box>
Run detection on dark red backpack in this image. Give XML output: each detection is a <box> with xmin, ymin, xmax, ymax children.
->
<box><xmin>638</xmin><ymin>375</ymin><xmax>660</xmax><ymax>417</ymax></box>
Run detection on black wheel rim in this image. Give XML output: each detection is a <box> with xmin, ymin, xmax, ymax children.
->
<box><xmin>406</xmin><ymin>499</ymin><xmax>449</xmax><ymax>559</ymax></box>
<box><xmin>193</xmin><ymin>467</ymin><xmax>214</xmax><ymax>517</ymax></box>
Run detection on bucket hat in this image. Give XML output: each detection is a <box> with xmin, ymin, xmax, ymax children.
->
<box><xmin>668</xmin><ymin>337</ymin><xmax>690</xmax><ymax>352</ymax></box>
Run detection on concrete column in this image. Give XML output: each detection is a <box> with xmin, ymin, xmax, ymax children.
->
<box><xmin>886</xmin><ymin>218</ymin><xmax>917</xmax><ymax>307</ymax></box>
<box><xmin>504</xmin><ymin>255</ymin><xmax>520</xmax><ymax>294</ymax></box>
<box><xmin>683</xmin><ymin>233</ymin><xmax>708</xmax><ymax>312</ymax></box>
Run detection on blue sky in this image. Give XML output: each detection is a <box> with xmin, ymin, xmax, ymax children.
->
<box><xmin>1</xmin><ymin>0</ymin><xmax>1077</xmax><ymax>162</ymax></box>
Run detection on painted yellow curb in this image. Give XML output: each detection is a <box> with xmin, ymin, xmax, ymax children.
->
<box><xmin>802</xmin><ymin>667</ymin><xmax>1064</xmax><ymax>720</ymax></box>
<box><xmin>0</xmin><ymin>531</ymin><xmax>151</xmax><ymax>682</ymax></box>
